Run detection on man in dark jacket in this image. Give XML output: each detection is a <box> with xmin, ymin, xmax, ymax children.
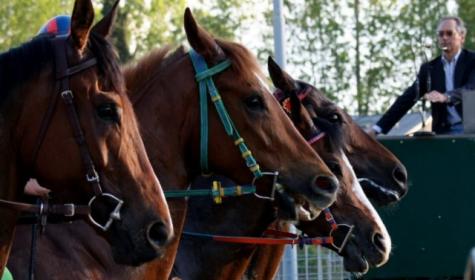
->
<box><xmin>372</xmin><ymin>16</ymin><xmax>475</xmax><ymax>135</ymax></box>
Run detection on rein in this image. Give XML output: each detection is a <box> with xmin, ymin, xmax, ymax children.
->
<box><xmin>182</xmin><ymin>209</ymin><xmax>354</xmax><ymax>252</ymax></box>
<box><xmin>0</xmin><ymin>36</ymin><xmax>123</xmax><ymax>232</ymax></box>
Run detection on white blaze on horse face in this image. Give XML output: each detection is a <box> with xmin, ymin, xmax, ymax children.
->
<box><xmin>341</xmin><ymin>151</ymin><xmax>392</xmax><ymax>265</ymax></box>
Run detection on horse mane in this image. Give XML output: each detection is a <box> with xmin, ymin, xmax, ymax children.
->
<box><xmin>122</xmin><ymin>45</ymin><xmax>181</xmax><ymax>98</ymax></box>
<box><xmin>0</xmin><ymin>33</ymin><xmax>125</xmax><ymax>108</ymax></box>
<box><xmin>122</xmin><ymin>37</ymin><xmax>265</xmax><ymax>100</ymax></box>
<box><xmin>0</xmin><ymin>36</ymin><xmax>54</xmax><ymax>106</ymax></box>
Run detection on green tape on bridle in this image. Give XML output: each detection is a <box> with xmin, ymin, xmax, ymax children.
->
<box><xmin>188</xmin><ymin>49</ymin><xmax>262</xmax><ymax>178</ymax></box>
<box><xmin>164</xmin><ymin>183</ymin><xmax>256</xmax><ymax>203</ymax></box>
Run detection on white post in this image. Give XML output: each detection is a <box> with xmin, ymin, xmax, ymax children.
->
<box><xmin>273</xmin><ymin>0</ymin><xmax>286</xmax><ymax>69</ymax></box>
<box><xmin>273</xmin><ymin>1</ymin><xmax>296</xmax><ymax>279</ymax></box>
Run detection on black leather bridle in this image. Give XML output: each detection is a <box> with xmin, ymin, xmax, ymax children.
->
<box><xmin>0</xmin><ymin>36</ymin><xmax>123</xmax><ymax>232</ymax></box>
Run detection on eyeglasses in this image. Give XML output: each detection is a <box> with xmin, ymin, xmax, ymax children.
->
<box><xmin>437</xmin><ymin>30</ymin><xmax>455</xmax><ymax>37</ymax></box>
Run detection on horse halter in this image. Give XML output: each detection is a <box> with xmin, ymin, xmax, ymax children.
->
<box><xmin>187</xmin><ymin>49</ymin><xmax>282</xmax><ymax>201</ymax></box>
<box><xmin>0</xmin><ymin>36</ymin><xmax>122</xmax><ymax>232</ymax></box>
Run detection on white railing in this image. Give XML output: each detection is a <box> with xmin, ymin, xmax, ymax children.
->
<box><xmin>275</xmin><ymin>246</ymin><xmax>352</xmax><ymax>280</ymax></box>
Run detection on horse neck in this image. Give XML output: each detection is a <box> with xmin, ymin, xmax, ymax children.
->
<box><xmin>241</xmin><ymin>221</ymin><xmax>289</xmax><ymax>280</ymax></box>
<box><xmin>0</xmin><ymin>92</ymin><xmax>28</xmax><ymax>275</ymax></box>
<box><xmin>173</xmin><ymin>195</ymin><xmax>275</xmax><ymax>279</ymax></box>
<box><xmin>127</xmin><ymin>55</ymin><xmax>201</xmax><ymax>279</ymax></box>
<box><xmin>8</xmin><ymin>222</ymin><xmax>132</xmax><ymax>280</ymax></box>
<box><xmin>127</xmin><ymin>54</ymin><xmax>199</xmax><ymax>189</ymax></box>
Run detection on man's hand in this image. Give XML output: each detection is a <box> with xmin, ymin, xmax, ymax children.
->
<box><xmin>365</xmin><ymin>127</ymin><xmax>378</xmax><ymax>138</ymax></box>
<box><xmin>423</xmin><ymin>90</ymin><xmax>449</xmax><ymax>103</ymax></box>
<box><xmin>24</xmin><ymin>178</ymin><xmax>51</xmax><ymax>198</ymax></box>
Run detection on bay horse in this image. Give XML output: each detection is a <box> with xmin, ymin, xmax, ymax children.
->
<box><xmin>0</xmin><ymin>0</ymin><xmax>172</xmax><ymax>276</ymax></box>
<box><xmin>170</xmin><ymin>58</ymin><xmax>393</xmax><ymax>279</ymax></box>
<box><xmin>243</xmin><ymin>58</ymin><xmax>406</xmax><ymax>279</ymax></box>
<box><xmin>8</xmin><ymin>8</ymin><xmax>339</xmax><ymax>279</ymax></box>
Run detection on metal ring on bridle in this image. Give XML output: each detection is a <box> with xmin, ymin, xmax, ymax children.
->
<box><xmin>329</xmin><ymin>224</ymin><xmax>354</xmax><ymax>253</ymax></box>
<box><xmin>252</xmin><ymin>171</ymin><xmax>280</xmax><ymax>201</ymax></box>
<box><xmin>87</xmin><ymin>193</ymin><xmax>124</xmax><ymax>231</ymax></box>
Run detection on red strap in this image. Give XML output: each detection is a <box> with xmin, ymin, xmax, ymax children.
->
<box><xmin>213</xmin><ymin>233</ymin><xmax>333</xmax><ymax>246</ymax></box>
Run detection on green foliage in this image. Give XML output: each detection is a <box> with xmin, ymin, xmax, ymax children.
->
<box><xmin>0</xmin><ymin>0</ymin><xmax>72</xmax><ymax>52</ymax></box>
<box><xmin>101</xmin><ymin>0</ymin><xmax>187</xmax><ymax>63</ymax></box>
<box><xmin>458</xmin><ymin>0</ymin><xmax>475</xmax><ymax>51</ymax></box>
<box><xmin>266</xmin><ymin>0</ymin><xmax>449</xmax><ymax>114</ymax></box>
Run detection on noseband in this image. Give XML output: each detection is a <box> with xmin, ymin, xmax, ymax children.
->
<box><xmin>0</xmin><ymin>36</ymin><xmax>122</xmax><ymax>232</ymax></box>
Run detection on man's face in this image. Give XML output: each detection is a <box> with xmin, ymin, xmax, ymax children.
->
<box><xmin>437</xmin><ymin>19</ymin><xmax>465</xmax><ymax>56</ymax></box>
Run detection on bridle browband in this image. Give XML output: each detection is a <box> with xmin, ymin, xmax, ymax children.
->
<box><xmin>0</xmin><ymin>36</ymin><xmax>123</xmax><ymax>232</ymax></box>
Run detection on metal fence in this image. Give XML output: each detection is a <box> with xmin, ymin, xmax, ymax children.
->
<box><xmin>275</xmin><ymin>246</ymin><xmax>351</xmax><ymax>280</ymax></box>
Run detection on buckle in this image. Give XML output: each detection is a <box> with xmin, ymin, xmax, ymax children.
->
<box><xmin>88</xmin><ymin>193</ymin><xmax>124</xmax><ymax>231</ymax></box>
<box><xmin>63</xmin><ymin>203</ymin><xmax>75</xmax><ymax>217</ymax></box>
<box><xmin>86</xmin><ymin>170</ymin><xmax>100</xmax><ymax>183</ymax></box>
<box><xmin>60</xmin><ymin>90</ymin><xmax>73</xmax><ymax>99</ymax></box>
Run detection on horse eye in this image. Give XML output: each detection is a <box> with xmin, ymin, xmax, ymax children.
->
<box><xmin>96</xmin><ymin>103</ymin><xmax>120</xmax><ymax>123</ymax></box>
<box><xmin>329</xmin><ymin>113</ymin><xmax>341</xmax><ymax>123</ymax></box>
<box><xmin>244</xmin><ymin>95</ymin><xmax>265</xmax><ymax>111</ymax></box>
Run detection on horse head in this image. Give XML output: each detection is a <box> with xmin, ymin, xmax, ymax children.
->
<box><xmin>1</xmin><ymin>0</ymin><xmax>172</xmax><ymax>267</ymax></box>
<box><xmin>268</xmin><ymin>57</ymin><xmax>391</xmax><ymax>273</ymax></box>
<box><xmin>181</xmin><ymin>8</ymin><xmax>338</xmax><ymax>219</ymax></box>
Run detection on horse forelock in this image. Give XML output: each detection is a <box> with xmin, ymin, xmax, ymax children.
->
<box><xmin>0</xmin><ymin>36</ymin><xmax>54</xmax><ymax>108</ymax></box>
<box><xmin>89</xmin><ymin>33</ymin><xmax>125</xmax><ymax>96</ymax></box>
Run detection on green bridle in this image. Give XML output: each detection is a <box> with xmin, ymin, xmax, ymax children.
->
<box><xmin>188</xmin><ymin>48</ymin><xmax>263</xmax><ymax>178</ymax></box>
<box><xmin>163</xmin><ymin>49</ymin><xmax>284</xmax><ymax>202</ymax></box>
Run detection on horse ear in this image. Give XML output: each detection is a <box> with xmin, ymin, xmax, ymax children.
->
<box><xmin>184</xmin><ymin>7</ymin><xmax>225</xmax><ymax>62</ymax></box>
<box><xmin>70</xmin><ymin>0</ymin><xmax>95</xmax><ymax>52</ymax></box>
<box><xmin>91</xmin><ymin>0</ymin><xmax>119</xmax><ymax>38</ymax></box>
<box><xmin>267</xmin><ymin>56</ymin><xmax>297</xmax><ymax>92</ymax></box>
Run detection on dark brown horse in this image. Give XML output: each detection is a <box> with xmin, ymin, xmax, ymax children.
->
<box><xmin>243</xmin><ymin>59</ymin><xmax>405</xmax><ymax>279</ymax></box>
<box><xmin>1</xmin><ymin>0</ymin><xmax>172</xmax><ymax>276</ymax></box>
<box><xmin>170</xmin><ymin>58</ymin><xmax>394</xmax><ymax>279</ymax></box>
<box><xmin>8</xmin><ymin>8</ymin><xmax>338</xmax><ymax>279</ymax></box>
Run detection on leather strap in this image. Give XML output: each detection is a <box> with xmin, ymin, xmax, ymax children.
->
<box><xmin>0</xmin><ymin>198</ymin><xmax>89</xmax><ymax>217</ymax></box>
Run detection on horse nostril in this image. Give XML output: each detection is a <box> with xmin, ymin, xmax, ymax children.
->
<box><xmin>147</xmin><ymin>220</ymin><xmax>172</xmax><ymax>249</ymax></box>
<box><xmin>313</xmin><ymin>176</ymin><xmax>338</xmax><ymax>193</ymax></box>
<box><xmin>372</xmin><ymin>232</ymin><xmax>387</xmax><ymax>254</ymax></box>
<box><xmin>392</xmin><ymin>164</ymin><xmax>407</xmax><ymax>185</ymax></box>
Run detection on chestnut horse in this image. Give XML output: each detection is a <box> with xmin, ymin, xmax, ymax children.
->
<box><xmin>170</xmin><ymin>58</ymin><xmax>394</xmax><ymax>279</ymax></box>
<box><xmin>0</xmin><ymin>0</ymin><xmax>173</xmax><ymax>276</ymax></box>
<box><xmin>243</xmin><ymin>59</ymin><xmax>407</xmax><ymax>279</ymax></box>
<box><xmin>8</xmin><ymin>8</ymin><xmax>338</xmax><ymax>279</ymax></box>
